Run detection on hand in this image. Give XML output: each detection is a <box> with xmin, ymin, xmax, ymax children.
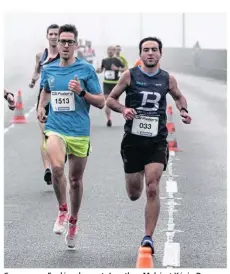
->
<box><xmin>37</xmin><ymin>107</ymin><xmax>47</xmax><ymax>123</ymax></box>
<box><xmin>7</xmin><ymin>94</ymin><xmax>16</xmax><ymax>110</ymax></box>
<box><xmin>121</xmin><ymin>107</ymin><xmax>137</xmax><ymax>120</ymax></box>
<box><xmin>111</xmin><ymin>64</ymin><xmax>119</xmax><ymax>71</ymax></box>
<box><xmin>96</xmin><ymin>68</ymin><xmax>101</xmax><ymax>73</ymax></box>
<box><xmin>68</xmin><ymin>76</ymin><xmax>83</xmax><ymax>95</ymax></box>
<box><xmin>29</xmin><ymin>82</ymin><xmax>35</xmax><ymax>88</ymax></box>
<box><xmin>180</xmin><ymin>110</ymin><xmax>192</xmax><ymax>124</ymax></box>
<box><xmin>29</xmin><ymin>80</ymin><xmax>36</xmax><ymax>88</ymax></box>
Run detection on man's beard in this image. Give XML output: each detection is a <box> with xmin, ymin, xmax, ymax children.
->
<box><xmin>143</xmin><ymin>60</ymin><xmax>158</xmax><ymax>68</ymax></box>
<box><xmin>62</xmin><ymin>55</ymin><xmax>69</xmax><ymax>61</ymax></box>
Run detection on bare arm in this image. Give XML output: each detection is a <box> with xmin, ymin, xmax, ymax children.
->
<box><xmin>4</xmin><ymin>88</ymin><xmax>14</xmax><ymax>100</ymax></box>
<box><xmin>68</xmin><ymin>76</ymin><xmax>105</xmax><ymax>109</ymax></box>
<box><xmin>119</xmin><ymin>66</ymin><xmax>127</xmax><ymax>72</ymax></box>
<box><xmin>37</xmin><ymin>88</ymin><xmax>51</xmax><ymax>109</ymax></box>
<box><xmin>106</xmin><ymin>70</ymin><xmax>130</xmax><ymax>113</ymax></box>
<box><xmin>96</xmin><ymin>67</ymin><xmax>103</xmax><ymax>73</ymax></box>
<box><xmin>29</xmin><ymin>52</ymin><xmax>42</xmax><ymax>87</ymax></box>
<box><xmin>83</xmin><ymin>92</ymin><xmax>105</xmax><ymax>109</ymax></box>
<box><xmin>36</xmin><ymin>88</ymin><xmax>50</xmax><ymax>122</ymax></box>
<box><xmin>96</xmin><ymin>60</ymin><xmax>104</xmax><ymax>73</ymax></box>
<box><xmin>4</xmin><ymin>88</ymin><xmax>8</xmax><ymax>97</ymax></box>
<box><xmin>112</xmin><ymin>58</ymin><xmax>127</xmax><ymax>72</ymax></box>
<box><xmin>168</xmin><ymin>74</ymin><xmax>188</xmax><ymax>112</ymax></box>
<box><xmin>4</xmin><ymin>88</ymin><xmax>16</xmax><ymax>110</ymax></box>
<box><xmin>168</xmin><ymin>74</ymin><xmax>192</xmax><ymax>124</ymax></box>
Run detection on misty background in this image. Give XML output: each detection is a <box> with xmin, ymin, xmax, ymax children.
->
<box><xmin>4</xmin><ymin>13</ymin><xmax>226</xmax><ymax>64</ymax></box>
<box><xmin>4</xmin><ymin>12</ymin><xmax>228</xmax><ymax>269</ymax></box>
<box><xmin>4</xmin><ymin>12</ymin><xmax>227</xmax><ymax>102</ymax></box>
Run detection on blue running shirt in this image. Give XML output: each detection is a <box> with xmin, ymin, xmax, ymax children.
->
<box><xmin>43</xmin><ymin>58</ymin><xmax>102</xmax><ymax>136</ymax></box>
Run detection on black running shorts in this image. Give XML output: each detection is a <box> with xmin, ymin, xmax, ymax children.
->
<box><xmin>103</xmin><ymin>82</ymin><xmax>117</xmax><ymax>95</ymax></box>
<box><xmin>120</xmin><ymin>133</ymin><xmax>169</xmax><ymax>173</ymax></box>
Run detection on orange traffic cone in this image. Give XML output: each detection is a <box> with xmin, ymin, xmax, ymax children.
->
<box><xmin>11</xmin><ymin>89</ymin><xmax>27</xmax><ymax>124</ymax></box>
<box><xmin>167</xmin><ymin>131</ymin><xmax>182</xmax><ymax>152</ymax></box>
<box><xmin>166</xmin><ymin>104</ymin><xmax>174</xmax><ymax>133</ymax></box>
<box><xmin>166</xmin><ymin>105</ymin><xmax>181</xmax><ymax>152</ymax></box>
<box><xmin>136</xmin><ymin>247</ymin><xmax>154</xmax><ymax>268</ymax></box>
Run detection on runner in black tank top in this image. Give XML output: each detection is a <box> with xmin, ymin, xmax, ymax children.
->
<box><xmin>36</xmin><ymin>49</ymin><xmax>60</xmax><ymax>115</ymax></box>
<box><xmin>106</xmin><ymin>37</ymin><xmax>192</xmax><ymax>255</ymax></box>
<box><xmin>96</xmin><ymin>45</ymin><xmax>126</xmax><ymax>127</ymax></box>
<box><xmin>28</xmin><ymin>24</ymin><xmax>60</xmax><ymax>186</ymax></box>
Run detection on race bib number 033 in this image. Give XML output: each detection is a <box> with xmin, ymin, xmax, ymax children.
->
<box><xmin>131</xmin><ymin>115</ymin><xmax>159</xmax><ymax>137</ymax></box>
<box><xmin>51</xmin><ymin>91</ymin><xmax>75</xmax><ymax>112</ymax></box>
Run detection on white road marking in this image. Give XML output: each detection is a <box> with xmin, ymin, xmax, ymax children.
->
<box><xmin>4</xmin><ymin>124</ymin><xmax>15</xmax><ymax>133</ymax></box>
<box><xmin>162</xmin><ymin>151</ymin><xmax>182</xmax><ymax>267</ymax></box>
<box><xmin>4</xmin><ymin>104</ymin><xmax>36</xmax><ymax>134</ymax></box>
<box><xmin>163</xmin><ymin>242</ymin><xmax>180</xmax><ymax>267</ymax></box>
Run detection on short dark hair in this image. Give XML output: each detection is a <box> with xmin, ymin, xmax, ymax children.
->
<box><xmin>59</xmin><ymin>24</ymin><xmax>78</xmax><ymax>40</ymax></box>
<box><xmin>46</xmin><ymin>24</ymin><xmax>59</xmax><ymax>34</ymax></box>
<box><xmin>139</xmin><ymin>37</ymin><xmax>162</xmax><ymax>54</ymax></box>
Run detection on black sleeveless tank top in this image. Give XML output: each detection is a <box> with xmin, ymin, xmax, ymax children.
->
<box><xmin>124</xmin><ymin>66</ymin><xmax>169</xmax><ymax>138</ymax></box>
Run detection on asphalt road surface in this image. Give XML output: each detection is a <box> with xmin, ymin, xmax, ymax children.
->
<box><xmin>4</xmin><ymin>72</ymin><xmax>227</xmax><ymax>268</ymax></box>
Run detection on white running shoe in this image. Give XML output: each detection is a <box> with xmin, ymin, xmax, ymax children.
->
<box><xmin>65</xmin><ymin>222</ymin><xmax>78</xmax><ymax>248</ymax></box>
<box><xmin>53</xmin><ymin>210</ymin><xmax>68</xmax><ymax>235</ymax></box>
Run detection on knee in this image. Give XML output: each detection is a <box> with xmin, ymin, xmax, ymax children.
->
<box><xmin>129</xmin><ymin>194</ymin><xmax>140</xmax><ymax>201</ymax></box>
<box><xmin>52</xmin><ymin>165</ymin><xmax>64</xmax><ymax>179</ymax></box>
<box><xmin>127</xmin><ymin>187</ymin><xmax>142</xmax><ymax>201</ymax></box>
<box><xmin>146</xmin><ymin>178</ymin><xmax>159</xmax><ymax>199</ymax></box>
<box><xmin>69</xmin><ymin>175</ymin><xmax>82</xmax><ymax>189</ymax></box>
<box><xmin>129</xmin><ymin>195</ymin><xmax>140</xmax><ymax>202</ymax></box>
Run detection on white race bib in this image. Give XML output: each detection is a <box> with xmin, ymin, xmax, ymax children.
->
<box><xmin>51</xmin><ymin>91</ymin><xmax>75</xmax><ymax>112</ymax></box>
<box><xmin>104</xmin><ymin>70</ymin><xmax>115</xmax><ymax>80</ymax></box>
<box><xmin>86</xmin><ymin>56</ymin><xmax>94</xmax><ymax>61</ymax></box>
<box><xmin>131</xmin><ymin>115</ymin><xmax>159</xmax><ymax>137</ymax></box>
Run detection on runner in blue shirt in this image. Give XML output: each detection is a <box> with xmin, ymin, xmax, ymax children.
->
<box><xmin>37</xmin><ymin>24</ymin><xmax>104</xmax><ymax>248</ymax></box>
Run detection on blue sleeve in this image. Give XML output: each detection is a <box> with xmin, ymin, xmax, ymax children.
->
<box><xmin>86</xmin><ymin>67</ymin><xmax>102</xmax><ymax>95</ymax></box>
<box><xmin>43</xmin><ymin>69</ymin><xmax>51</xmax><ymax>93</ymax></box>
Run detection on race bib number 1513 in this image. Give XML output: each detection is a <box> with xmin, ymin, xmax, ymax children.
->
<box><xmin>51</xmin><ymin>91</ymin><xmax>75</xmax><ymax>112</ymax></box>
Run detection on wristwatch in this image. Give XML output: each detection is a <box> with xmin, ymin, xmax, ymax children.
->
<box><xmin>79</xmin><ymin>89</ymin><xmax>86</xmax><ymax>97</ymax></box>
<box><xmin>180</xmin><ymin>107</ymin><xmax>188</xmax><ymax>113</ymax></box>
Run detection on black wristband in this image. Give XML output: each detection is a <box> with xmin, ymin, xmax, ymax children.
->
<box><xmin>79</xmin><ymin>89</ymin><xmax>86</xmax><ymax>97</ymax></box>
<box><xmin>4</xmin><ymin>92</ymin><xmax>14</xmax><ymax>100</ymax></box>
<box><xmin>180</xmin><ymin>107</ymin><xmax>188</xmax><ymax>113</ymax></box>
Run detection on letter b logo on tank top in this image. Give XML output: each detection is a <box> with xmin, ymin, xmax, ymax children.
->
<box><xmin>136</xmin><ymin>91</ymin><xmax>161</xmax><ymax>112</ymax></box>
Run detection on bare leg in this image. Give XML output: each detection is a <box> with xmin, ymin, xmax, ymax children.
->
<box><xmin>38</xmin><ymin>121</ymin><xmax>50</xmax><ymax>170</ymax></box>
<box><xmin>104</xmin><ymin>94</ymin><xmax>111</xmax><ymax>122</ymax></box>
<box><xmin>144</xmin><ymin>163</ymin><xmax>164</xmax><ymax>236</ymax></box>
<box><xmin>68</xmin><ymin>155</ymin><xmax>87</xmax><ymax>219</ymax></box>
<box><xmin>46</xmin><ymin>135</ymin><xmax>67</xmax><ymax>206</ymax></box>
<box><xmin>125</xmin><ymin>171</ymin><xmax>144</xmax><ymax>201</ymax></box>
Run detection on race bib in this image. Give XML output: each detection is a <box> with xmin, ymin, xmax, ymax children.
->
<box><xmin>131</xmin><ymin>115</ymin><xmax>159</xmax><ymax>137</ymax></box>
<box><xmin>51</xmin><ymin>91</ymin><xmax>75</xmax><ymax>112</ymax></box>
<box><xmin>105</xmin><ymin>70</ymin><xmax>115</xmax><ymax>80</ymax></box>
<box><xmin>86</xmin><ymin>56</ymin><xmax>94</xmax><ymax>61</ymax></box>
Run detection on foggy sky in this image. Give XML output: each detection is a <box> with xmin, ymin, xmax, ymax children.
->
<box><xmin>4</xmin><ymin>12</ymin><xmax>226</xmax><ymax>78</ymax></box>
<box><xmin>4</xmin><ymin>12</ymin><xmax>226</xmax><ymax>50</ymax></box>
